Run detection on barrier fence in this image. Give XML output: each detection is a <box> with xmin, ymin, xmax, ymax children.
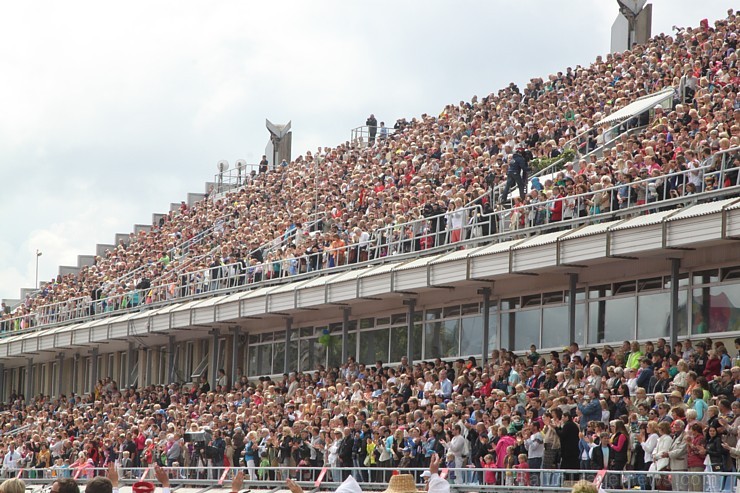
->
<box><xmin>1</xmin><ymin>146</ymin><xmax>738</xmax><ymax>337</ymax></box>
<box><xmin>5</xmin><ymin>465</ymin><xmax>738</xmax><ymax>492</ymax></box>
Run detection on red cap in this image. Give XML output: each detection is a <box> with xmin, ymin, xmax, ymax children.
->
<box><xmin>133</xmin><ymin>482</ymin><xmax>155</xmax><ymax>493</ymax></box>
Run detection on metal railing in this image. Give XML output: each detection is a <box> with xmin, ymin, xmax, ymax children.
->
<box><xmin>350</xmin><ymin>125</ymin><xmax>396</xmax><ymax>148</ymax></box>
<box><xmin>214</xmin><ymin>163</ymin><xmax>261</xmax><ymax>195</ymax></box>
<box><xmin>6</xmin><ymin>465</ymin><xmax>735</xmax><ymax>493</ymax></box>
<box><xmin>0</xmin><ymin>147</ymin><xmax>737</xmax><ymax>336</ymax></box>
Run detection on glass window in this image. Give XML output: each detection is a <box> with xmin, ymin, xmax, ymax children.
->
<box><xmin>692</xmin><ymin>284</ymin><xmax>740</xmax><ymax>334</ymax></box>
<box><xmin>604</xmin><ymin>297</ymin><xmax>636</xmax><ymax>342</ymax></box>
<box><xmin>522</xmin><ymin>294</ymin><xmax>542</xmax><ymax>307</ymax></box>
<box><xmin>360</xmin><ymin>318</ymin><xmax>374</xmax><ymax>329</ymax></box>
<box><xmin>376</xmin><ymin>317</ymin><xmax>391</xmax><ymax>326</ymax></box>
<box><xmin>425</xmin><ymin>309</ymin><xmax>442</xmax><ymax>320</ymax></box>
<box><xmin>299</xmin><ymin>338</ymin><xmax>326</xmax><ymax>372</ymax></box>
<box><xmin>543</xmin><ymin>292</ymin><xmax>564</xmax><ymax>305</ymax></box>
<box><xmin>693</xmin><ymin>270</ymin><xmax>719</xmax><ymax>285</ymax></box>
<box><xmin>677</xmin><ymin>289</ymin><xmax>689</xmax><ymax>337</ymax></box>
<box><xmin>461</xmin><ymin>303</ymin><xmax>480</xmax><ymax>316</ymax></box>
<box><xmin>443</xmin><ymin>306</ymin><xmax>461</xmax><ymax>318</ymax></box>
<box><xmin>273</xmin><ymin>342</ymin><xmax>285</xmax><ymax>375</ymax></box>
<box><xmin>588</xmin><ymin>300</ymin><xmax>606</xmax><ymax>344</ymax></box>
<box><xmin>286</xmin><ymin>340</ymin><xmax>298</xmax><ymax>373</ymax></box>
<box><xmin>542</xmin><ymin>305</ymin><xmax>568</xmax><ymax>349</ymax></box>
<box><xmin>299</xmin><ymin>327</ymin><xmax>313</xmax><ymax>338</ymax></box>
<box><xmin>502</xmin><ymin>298</ymin><xmax>519</xmax><ymax>310</ymax></box>
<box><xmin>575</xmin><ymin>303</ymin><xmax>586</xmax><ymax>346</ymax></box>
<box><xmin>327</xmin><ymin>332</ymin><xmax>356</xmax><ymax>369</ymax></box>
<box><xmin>513</xmin><ymin>309</ymin><xmax>540</xmax><ymax>351</ymax></box>
<box><xmin>637</xmin><ymin>292</ymin><xmax>670</xmax><ymax>340</ymax></box>
<box><xmin>424</xmin><ymin>319</ymin><xmax>460</xmax><ymax>359</ymax></box>
<box><xmin>589</xmin><ymin>285</ymin><xmax>611</xmax><ymax>299</ymax></box>
<box><xmin>391</xmin><ymin>313</ymin><xmax>407</xmax><ymax>325</ymax></box>
<box><xmin>258</xmin><ymin>344</ymin><xmax>272</xmax><ymax>376</ymax></box>
<box><xmin>638</xmin><ymin>278</ymin><xmax>663</xmax><ymax>292</ymax></box>
<box><xmin>722</xmin><ymin>267</ymin><xmax>740</xmax><ymax>281</ymax></box>
<box><xmin>412</xmin><ymin>323</ymin><xmax>422</xmax><ymax>361</ymax></box>
<box><xmin>460</xmin><ymin>316</ymin><xmax>483</xmax><ymax>356</ymax></box>
<box><xmin>262</xmin><ymin>332</ymin><xmax>274</xmax><ymax>342</ymax></box>
<box><xmin>247</xmin><ymin>345</ymin><xmax>259</xmax><ymax>377</ymax></box>
<box><xmin>390</xmin><ymin>326</ymin><xmax>408</xmax><ymax>363</ymax></box>
<box><xmin>359</xmin><ymin>329</ymin><xmax>390</xmax><ymax>364</ymax></box>
<box><xmin>614</xmin><ymin>281</ymin><xmax>637</xmax><ymax>295</ymax></box>
<box><xmin>329</xmin><ymin>322</ymin><xmax>343</xmax><ymax>334</ymax></box>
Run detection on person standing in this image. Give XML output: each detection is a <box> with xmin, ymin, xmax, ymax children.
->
<box><xmin>366</xmin><ymin>115</ymin><xmax>377</xmax><ymax>145</ymax></box>
<box><xmin>500</xmin><ymin>146</ymin><xmax>528</xmax><ymax>204</ymax></box>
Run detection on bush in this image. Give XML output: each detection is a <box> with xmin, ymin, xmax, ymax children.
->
<box><xmin>529</xmin><ymin>148</ymin><xmax>576</xmax><ymax>174</ymax></box>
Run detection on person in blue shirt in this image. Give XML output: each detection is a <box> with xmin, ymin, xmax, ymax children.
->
<box><xmin>439</xmin><ymin>370</ymin><xmax>452</xmax><ymax>400</ymax></box>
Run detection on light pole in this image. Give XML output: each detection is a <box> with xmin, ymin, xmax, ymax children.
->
<box><xmin>35</xmin><ymin>250</ymin><xmax>42</xmax><ymax>288</ymax></box>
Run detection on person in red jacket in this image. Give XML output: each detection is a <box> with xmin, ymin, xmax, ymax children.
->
<box><xmin>549</xmin><ymin>187</ymin><xmax>564</xmax><ymax>222</ymax></box>
<box><xmin>703</xmin><ymin>350</ymin><xmax>722</xmax><ymax>380</ymax></box>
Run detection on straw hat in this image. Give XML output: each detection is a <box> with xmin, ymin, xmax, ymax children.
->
<box><xmin>381</xmin><ymin>474</ymin><xmax>424</xmax><ymax>493</ymax></box>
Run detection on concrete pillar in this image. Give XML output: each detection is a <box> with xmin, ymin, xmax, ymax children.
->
<box><xmin>209</xmin><ymin>329</ymin><xmax>220</xmax><ymax>391</ymax></box>
<box><xmin>670</xmin><ymin>258</ymin><xmax>681</xmax><ymax>350</ymax></box>
<box><xmin>283</xmin><ymin>318</ymin><xmax>293</xmax><ymax>374</ymax></box>
<box><xmin>137</xmin><ymin>348</ymin><xmax>146</xmax><ymax>387</ymax></box>
<box><xmin>72</xmin><ymin>354</ymin><xmax>79</xmax><ymax>395</ymax></box>
<box><xmin>25</xmin><ymin>358</ymin><xmax>33</xmax><ymax>399</ymax></box>
<box><xmin>568</xmin><ymin>274</ymin><xmax>578</xmax><ymax>345</ymax></box>
<box><xmin>341</xmin><ymin>308</ymin><xmax>350</xmax><ymax>364</ymax></box>
<box><xmin>127</xmin><ymin>342</ymin><xmax>136</xmax><ymax>387</ymax></box>
<box><xmin>168</xmin><ymin>336</ymin><xmax>176</xmax><ymax>384</ymax></box>
<box><xmin>0</xmin><ymin>363</ymin><xmax>5</xmax><ymax>402</ymax></box>
<box><xmin>480</xmin><ymin>287</ymin><xmax>492</xmax><ymax>365</ymax></box>
<box><xmin>230</xmin><ymin>327</ymin><xmax>240</xmax><ymax>391</ymax></box>
<box><xmin>57</xmin><ymin>353</ymin><xmax>64</xmax><ymax>397</ymax></box>
<box><xmin>90</xmin><ymin>347</ymin><xmax>99</xmax><ymax>391</ymax></box>
<box><xmin>404</xmin><ymin>299</ymin><xmax>416</xmax><ymax>365</ymax></box>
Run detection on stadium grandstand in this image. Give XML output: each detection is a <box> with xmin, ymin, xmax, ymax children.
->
<box><xmin>0</xmin><ymin>7</ymin><xmax>740</xmax><ymax>493</ymax></box>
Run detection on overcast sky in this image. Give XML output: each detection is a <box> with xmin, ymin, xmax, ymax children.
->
<box><xmin>0</xmin><ymin>1</ymin><xmax>731</xmax><ymax>300</ymax></box>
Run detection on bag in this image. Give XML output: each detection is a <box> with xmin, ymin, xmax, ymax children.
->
<box><xmin>363</xmin><ymin>455</ymin><xmax>371</xmax><ymax>467</ymax></box>
<box><xmin>379</xmin><ymin>448</ymin><xmax>391</xmax><ymax>462</ymax></box>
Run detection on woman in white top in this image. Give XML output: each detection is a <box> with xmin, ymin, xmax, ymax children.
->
<box><xmin>327</xmin><ymin>430</ymin><xmax>342</xmax><ymax>483</ymax></box>
<box><xmin>651</xmin><ymin>421</ymin><xmax>673</xmax><ymax>472</ymax></box>
<box><xmin>640</xmin><ymin>421</ymin><xmax>659</xmax><ymax>472</ymax></box>
<box><xmin>673</xmin><ymin>359</ymin><xmax>689</xmax><ymax>390</ymax></box>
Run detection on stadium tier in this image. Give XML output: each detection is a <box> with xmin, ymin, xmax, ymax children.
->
<box><xmin>0</xmin><ymin>11</ymin><xmax>739</xmax><ymax>493</ymax></box>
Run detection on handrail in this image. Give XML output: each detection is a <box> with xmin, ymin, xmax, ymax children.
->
<box><xmin>1</xmin><ymin>146</ymin><xmax>737</xmax><ymax>336</ymax></box>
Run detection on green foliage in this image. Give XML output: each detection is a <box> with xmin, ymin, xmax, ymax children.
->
<box><xmin>529</xmin><ymin>148</ymin><xmax>577</xmax><ymax>174</ymax></box>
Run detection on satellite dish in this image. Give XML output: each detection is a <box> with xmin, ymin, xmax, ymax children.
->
<box><xmin>235</xmin><ymin>159</ymin><xmax>246</xmax><ymax>171</ymax></box>
<box><xmin>217</xmin><ymin>160</ymin><xmax>230</xmax><ymax>172</ymax></box>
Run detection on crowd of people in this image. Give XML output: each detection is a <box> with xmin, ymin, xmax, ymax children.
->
<box><xmin>0</xmin><ymin>337</ymin><xmax>739</xmax><ymax>491</ymax></box>
<box><xmin>2</xmin><ymin>13</ymin><xmax>740</xmax><ymax>367</ymax></box>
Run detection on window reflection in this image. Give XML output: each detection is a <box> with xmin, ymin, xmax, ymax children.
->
<box><xmin>460</xmin><ymin>316</ymin><xmax>483</xmax><ymax>356</ymax></box>
<box><xmin>637</xmin><ymin>292</ymin><xmax>670</xmax><ymax>340</ymax></box>
<box><xmin>693</xmin><ymin>284</ymin><xmax>740</xmax><ymax>333</ymax></box>
<box><xmin>542</xmin><ymin>305</ymin><xmax>568</xmax><ymax>349</ymax></box>
<box><xmin>513</xmin><ymin>309</ymin><xmax>540</xmax><ymax>351</ymax></box>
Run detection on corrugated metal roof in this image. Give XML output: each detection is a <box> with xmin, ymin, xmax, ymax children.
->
<box><xmin>561</xmin><ymin>220</ymin><xmax>621</xmax><ymax>240</ymax></box>
<box><xmin>666</xmin><ymin>197</ymin><xmax>740</xmax><ymax>220</ymax></box>
<box><xmin>596</xmin><ymin>88</ymin><xmax>674</xmax><ymax>125</ymax></box>
<box><xmin>269</xmin><ymin>278</ymin><xmax>312</xmax><ymax>294</ymax></box>
<box><xmin>239</xmin><ymin>286</ymin><xmax>277</xmax><ymax>300</ymax></box>
<box><xmin>171</xmin><ymin>298</ymin><xmax>211</xmax><ymax>313</ymax></box>
<box><xmin>726</xmin><ymin>199</ymin><xmax>740</xmax><ymax>211</ymax></box>
<box><xmin>359</xmin><ymin>262</ymin><xmax>399</xmax><ymax>277</ymax></box>
<box><xmin>511</xmin><ymin>230</ymin><xmax>569</xmax><ymax>249</ymax></box>
<box><xmin>470</xmin><ymin>239</ymin><xmax>525</xmax><ymax>257</ymax></box>
<box><xmin>609</xmin><ymin>209</ymin><xmax>677</xmax><ymax>231</ymax></box>
<box><xmin>429</xmin><ymin>245</ymin><xmax>487</xmax><ymax>264</ymax></box>
<box><xmin>325</xmin><ymin>267</ymin><xmax>373</xmax><ymax>285</ymax></box>
<box><xmin>214</xmin><ymin>291</ymin><xmax>245</xmax><ymax>305</ymax></box>
<box><xmin>394</xmin><ymin>256</ymin><xmax>435</xmax><ymax>271</ymax></box>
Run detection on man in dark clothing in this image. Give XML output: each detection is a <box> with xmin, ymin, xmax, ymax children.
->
<box><xmin>366</xmin><ymin>114</ymin><xmax>378</xmax><ymax>145</ymax></box>
<box><xmin>500</xmin><ymin>146</ymin><xmax>529</xmax><ymax>204</ymax></box>
<box><xmin>338</xmin><ymin>428</ymin><xmax>354</xmax><ymax>480</ymax></box>
<box><xmin>554</xmin><ymin>408</ymin><xmax>580</xmax><ymax>480</ymax></box>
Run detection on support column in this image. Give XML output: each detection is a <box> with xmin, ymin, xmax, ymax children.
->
<box><xmin>127</xmin><ymin>342</ymin><xmax>135</xmax><ymax>387</ymax></box>
<box><xmin>168</xmin><ymin>336</ymin><xmax>176</xmax><ymax>384</ymax></box>
<box><xmin>25</xmin><ymin>358</ymin><xmax>33</xmax><ymax>399</ymax></box>
<box><xmin>230</xmin><ymin>327</ymin><xmax>240</xmax><ymax>390</ymax></box>
<box><xmin>480</xmin><ymin>287</ymin><xmax>492</xmax><ymax>365</ymax></box>
<box><xmin>90</xmin><ymin>347</ymin><xmax>99</xmax><ymax>391</ymax></box>
<box><xmin>57</xmin><ymin>353</ymin><xmax>64</xmax><ymax>397</ymax></box>
<box><xmin>404</xmin><ymin>299</ymin><xmax>417</xmax><ymax>366</ymax></box>
<box><xmin>72</xmin><ymin>354</ymin><xmax>79</xmax><ymax>395</ymax></box>
<box><xmin>568</xmin><ymin>273</ymin><xmax>578</xmax><ymax>345</ymax></box>
<box><xmin>341</xmin><ymin>308</ymin><xmax>350</xmax><ymax>364</ymax></box>
<box><xmin>0</xmin><ymin>362</ymin><xmax>5</xmax><ymax>402</ymax></box>
<box><xmin>670</xmin><ymin>258</ymin><xmax>681</xmax><ymax>350</ymax></box>
<box><xmin>283</xmin><ymin>318</ymin><xmax>293</xmax><ymax>374</ymax></box>
<box><xmin>209</xmin><ymin>329</ymin><xmax>220</xmax><ymax>391</ymax></box>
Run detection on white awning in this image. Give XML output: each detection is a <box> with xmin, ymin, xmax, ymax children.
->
<box><xmin>596</xmin><ymin>87</ymin><xmax>674</xmax><ymax>126</ymax></box>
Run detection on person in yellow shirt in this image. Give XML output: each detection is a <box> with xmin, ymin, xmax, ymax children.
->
<box><xmin>625</xmin><ymin>341</ymin><xmax>643</xmax><ymax>370</ymax></box>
